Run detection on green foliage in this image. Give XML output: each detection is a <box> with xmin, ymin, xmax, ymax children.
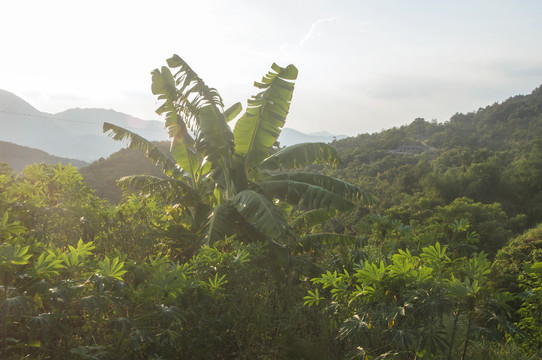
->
<box><xmin>60</xmin><ymin>239</ymin><xmax>95</xmax><ymax>269</ymax></box>
<box><xmin>259</xmin><ymin>142</ymin><xmax>341</xmax><ymax>171</ymax></box>
<box><xmin>514</xmin><ymin>262</ymin><xmax>542</xmax><ymax>356</ymax></box>
<box><xmin>1</xmin><ymin>195</ymin><xmax>322</xmax><ymax>359</ymax></box>
<box><xmin>319</xmin><ymin>89</ymin><xmax>542</xmax><ymax>244</ymax></box>
<box><xmin>2</xmin><ymin>60</ymin><xmax>542</xmax><ymax>359</ymax></box>
<box><xmin>104</xmin><ymin>54</ymin><xmax>372</xmax><ymax>258</ymax></box>
<box><xmin>234</xmin><ymin>62</ymin><xmax>297</xmax><ymax>170</ymax></box>
<box><xmin>32</xmin><ymin>251</ymin><xmax>65</xmax><ymax>278</ymax></box>
<box><xmin>305</xmin><ymin>241</ymin><xmax>519</xmax><ymax>359</ymax></box>
<box><xmin>491</xmin><ymin>223</ymin><xmax>542</xmax><ymax>295</ymax></box>
<box><xmin>97</xmin><ymin>256</ymin><xmax>127</xmax><ymax>280</ymax></box>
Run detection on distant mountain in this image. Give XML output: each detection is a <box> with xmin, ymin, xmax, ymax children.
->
<box><xmin>0</xmin><ymin>141</ymin><xmax>89</xmax><ymax>173</ymax></box>
<box><xmin>0</xmin><ymin>89</ymin><xmax>346</xmax><ymax>162</ymax></box>
<box><xmin>0</xmin><ymin>90</ymin><xmax>168</xmax><ymax>162</ymax></box>
<box><xmin>278</xmin><ymin>128</ymin><xmax>346</xmax><ymax>147</ymax></box>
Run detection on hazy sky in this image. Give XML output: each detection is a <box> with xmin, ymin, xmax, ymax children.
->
<box><xmin>2</xmin><ymin>0</ymin><xmax>541</xmax><ymax>135</ymax></box>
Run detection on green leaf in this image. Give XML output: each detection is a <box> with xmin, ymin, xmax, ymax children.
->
<box><xmin>463</xmin><ymin>252</ymin><xmax>490</xmax><ymax>282</ymax></box>
<box><xmin>446</xmin><ymin>275</ymin><xmax>480</xmax><ymax>298</ymax></box>
<box><xmin>28</xmin><ymin>313</ymin><xmax>60</xmax><ymax>343</ymax></box>
<box><xmin>338</xmin><ymin>314</ymin><xmax>370</xmax><ymax>340</ymax></box>
<box><xmin>103</xmin><ymin>122</ymin><xmax>182</xmax><ymax>178</ymax></box>
<box><xmin>258</xmin><ymin>179</ymin><xmax>355</xmax><ymax>211</ymax></box>
<box><xmin>232</xmin><ymin>190</ymin><xmax>287</xmax><ymax>238</ymax></box>
<box><xmin>420</xmin><ymin>242</ymin><xmax>449</xmax><ymax>264</ymax></box>
<box><xmin>146</xmin><ymin>267</ymin><xmax>187</xmax><ymax>299</ymax></box>
<box><xmin>98</xmin><ymin>256</ymin><xmax>127</xmax><ymax>281</ymax></box>
<box><xmin>355</xmin><ymin>261</ymin><xmax>387</xmax><ymax>283</ymax></box>
<box><xmin>27</xmin><ymin>340</ymin><xmax>41</xmax><ymax>348</ymax></box>
<box><xmin>171</xmin><ymin>135</ymin><xmax>201</xmax><ymax>182</ymax></box>
<box><xmin>258</xmin><ymin>142</ymin><xmax>340</xmax><ymax>171</ymax></box>
<box><xmin>524</xmin><ymin>262</ymin><xmax>542</xmax><ymax>274</ymax></box>
<box><xmin>312</xmin><ymin>270</ymin><xmax>339</xmax><ymax>288</ymax></box>
<box><xmin>233</xmin><ymin>63</ymin><xmax>297</xmax><ymax>170</ymax></box>
<box><xmin>117</xmin><ymin>175</ymin><xmax>198</xmax><ymax>203</ymax></box>
<box><xmin>197</xmin><ymin>105</ymin><xmax>234</xmax><ymax>167</ymax></box>
<box><xmin>60</xmin><ymin>239</ymin><xmax>94</xmax><ymax>269</ymax></box>
<box><xmin>151</xmin><ymin>65</ymin><xmax>202</xmax><ymax>181</ymax></box>
<box><xmin>224</xmin><ymin>102</ymin><xmax>242</xmax><ymax>122</ymax></box>
<box><xmin>292</xmin><ymin>208</ymin><xmax>338</xmax><ymax>228</ymax></box>
<box><xmin>154</xmin><ymin>55</ymin><xmax>234</xmax><ymax>172</ymax></box>
<box><xmin>202</xmin><ymin>204</ymin><xmax>235</xmax><ymax>246</ymax></box>
<box><xmin>33</xmin><ymin>252</ymin><xmax>65</xmax><ymax>278</ymax></box>
<box><xmin>303</xmin><ymin>288</ymin><xmax>323</xmax><ymax>307</ymax></box>
<box><xmin>388</xmin><ymin>258</ymin><xmax>416</xmax><ymax>279</ymax></box>
<box><xmin>147</xmin><ymin>252</ymin><xmax>171</xmax><ymax>267</ymax></box>
<box><xmin>0</xmin><ymin>212</ymin><xmax>26</xmax><ymax>239</ymax></box>
<box><xmin>0</xmin><ymin>244</ymin><xmax>31</xmax><ymax>268</ymax></box>
<box><xmin>204</xmin><ymin>273</ymin><xmax>228</xmax><ymax>293</ymax></box>
<box><xmin>261</xmin><ymin>172</ymin><xmax>374</xmax><ymax>204</ymax></box>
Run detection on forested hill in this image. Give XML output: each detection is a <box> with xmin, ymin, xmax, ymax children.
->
<box><xmin>0</xmin><ymin>141</ymin><xmax>89</xmax><ymax>172</ymax></box>
<box><xmin>320</xmin><ymin>84</ymin><xmax>542</xmax><ymax>246</ymax></box>
<box><xmin>333</xmin><ymin>84</ymin><xmax>542</xmax><ymax>160</ymax></box>
<box><xmin>79</xmin><ymin>142</ymin><xmax>170</xmax><ymax>203</ymax></box>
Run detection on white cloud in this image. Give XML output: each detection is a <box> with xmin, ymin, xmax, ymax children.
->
<box><xmin>298</xmin><ymin>17</ymin><xmax>340</xmax><ymax>48</ymax></box>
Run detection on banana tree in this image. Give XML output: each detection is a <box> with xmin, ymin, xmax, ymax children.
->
<box><xmin>104</xmin><ymin>54</ymin><xmax>373</xmax><ymax>254</ymax></box>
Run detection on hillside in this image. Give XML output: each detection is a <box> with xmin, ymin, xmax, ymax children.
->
<box><xmin>0</xmin><ymin>141</ymin><xmax>89</xmax><ymax>172</ymax></box>
<box><xmin>332</xmin><ymin>84</ymin><xmax>542</xmax><ymax>157</ymax></box>
<box><xmin>315</xmin><ymin>85</ymin><xmax>542</xmax><ymax>240</ymax></box>
<box><xmin>79</xmin><ymin>142</ymin><xmax>170</xmax><ymax>203</ymax></box>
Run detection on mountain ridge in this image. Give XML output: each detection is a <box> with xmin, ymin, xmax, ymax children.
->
<box><xmin>0</xmin><ymin>89</ymin><xmax>345</xmax><ymax>163</ymax></box>
<box><xmin>0</xmin><ymin>89</ymin><xmax>168</xmax><ymax>161</ymax></box>
<box><xmin>0</xmin><ymin>141</ymin><xmax>89</xmax><ymax>173</ymax></box>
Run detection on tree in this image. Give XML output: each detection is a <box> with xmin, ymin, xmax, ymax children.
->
<box><xmin>104</xmin><ymin>55</ymin><xmax>373</xmax><ymax>256</ymax></box>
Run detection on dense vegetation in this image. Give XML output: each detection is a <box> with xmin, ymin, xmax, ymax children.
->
<box><xmin>1</xmin><ymin>56</ymin><xmax>541</xmax><ymax>359</ymax></box>
<box><xmin>308</xmin><ymin>87</ymin><xmax>542</xmax><ymax>251</ymax></box>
